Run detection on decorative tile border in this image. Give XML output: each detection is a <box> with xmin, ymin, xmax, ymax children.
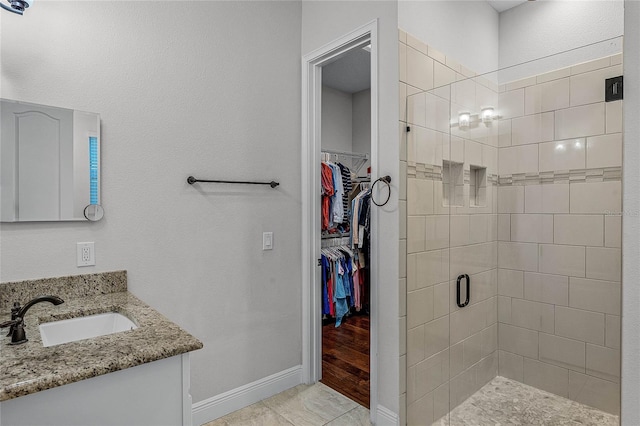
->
<box><xmin>499</xmin><ymin>167</ymin><xmax>622</xmax><ymax>186</ymax></box>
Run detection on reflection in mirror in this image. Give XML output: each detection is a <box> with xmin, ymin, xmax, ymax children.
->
<box><xmin>0</xmin><ymin>99</ymin><xmax>101</xmax><ymax>222</ymax></box>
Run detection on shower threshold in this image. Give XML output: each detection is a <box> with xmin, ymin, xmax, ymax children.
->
<box><xmin>434</xmin><ymin>376</ymin><xmax>618</xmax><ymax>426</ymax></box>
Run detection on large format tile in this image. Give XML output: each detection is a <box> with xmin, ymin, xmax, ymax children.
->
<box><xmin>262</xmin><ymin>383</ymin><xmax>358</xmax><ymax>426</ymax></box>
<box><xmin>325</xmin><ymin>406</ymin><xmax>370</xmax><ymax>426</ymax></box>
<box><xmin>205</xmin><ymin>402</ymin><xmax>294</xmax><ymax>426</ymax></box>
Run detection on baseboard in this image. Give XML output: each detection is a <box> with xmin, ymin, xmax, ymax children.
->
<box><xmin>192</xmin><ymin>365</ymin><xmax>303</xmax><ymax>426</ymax></box>
<box><xmin>376</xmin><ymin>404</ymin><xmax>399</xmax><ymax>426</ymax></box>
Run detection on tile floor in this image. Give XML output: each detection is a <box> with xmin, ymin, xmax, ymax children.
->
<box><xmin>206</xmin><ymin>376</ymin><xmax>618</xmax><ymax>426</ymax></box>
<box><xmin>205</xmin><ymin>382</ymin><xmax>370</xmax><ymax>426</ymax></box>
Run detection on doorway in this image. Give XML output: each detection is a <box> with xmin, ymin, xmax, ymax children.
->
<box><xmin>301</xmin><ymin>20</ymin><xmax>379</xmax><ymax>420</ymax></box>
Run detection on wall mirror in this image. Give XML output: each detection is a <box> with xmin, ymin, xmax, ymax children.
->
<box><xmin>0</xmin><ymin>99</ymin><xmax>102</xmax><ymax>222</ymax></box>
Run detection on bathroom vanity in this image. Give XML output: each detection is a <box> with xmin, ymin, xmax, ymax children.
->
<box><xmin>0</xmin><ymin>271</ymin><xmax>203</xmax><ymax>426</ymax></box>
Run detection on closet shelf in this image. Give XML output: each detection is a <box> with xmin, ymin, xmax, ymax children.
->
<box><xmin>322</xmin><ymin>232</ymin><xmax>350</xmax><ymax>239</ymax></box>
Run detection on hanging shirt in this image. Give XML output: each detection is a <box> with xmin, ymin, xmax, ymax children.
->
<box><xmin>328</xmin><ymin>162</ymin><xmax>344</xmax><ymax>225</ymax></box>
<box><xmin>321</xmin><ymin>163</ymin><xmax>334</xmax><ymax>230</ymax></box>
<box><xmin>337</xmin><ymin>163</ymin><xmax>353</xmax><ymax>224</ymax></box>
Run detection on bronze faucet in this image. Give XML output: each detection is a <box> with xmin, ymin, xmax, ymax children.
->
<box><xmin>0</xmin><ymin>295</ymin><xmax>64</xmax><ymax>344</ymax></box>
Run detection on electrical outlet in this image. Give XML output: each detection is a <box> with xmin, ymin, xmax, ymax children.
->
<box><xmin>77</xmin><ymin>242</ymin><xmax>95</xmax><ymax>267</ymax></box>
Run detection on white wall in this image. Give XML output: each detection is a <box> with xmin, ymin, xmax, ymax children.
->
<box><xmin>352</xmin><ymin>89</ymin><xmax>371</xmax><ymax>177</ymax></box>
<box><xmin>398</xmin><ymin>0</ymin><xmax>499</xmax><ymax>74</ymax></box>
<box><xmin>302</xmin><ymin>0</ymin><xmax>400</xmax><ymax>416</ymax></box>
<box><xmin>622</xmin><ymin>1</ymin><xmax>640</xmax><ymax>422</ymax></box>
<box><xmin>0</xmin><ymin>0</ymin><xmax>302</xmax><ymax>407</ymax></box>
<box><xmin>498</xmin><ymin>0</ymin><xmax>624</xmax><ymax>81</ymax></box>
<box><xmin>321</xmin><ymin>86</ymin><xmax>353</xmax><ymax>152</ymax></box>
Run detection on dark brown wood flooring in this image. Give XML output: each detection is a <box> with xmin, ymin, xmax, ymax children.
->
<box><xmin>320</xmin><ymin>314</ymin><xmax>370</xmax><ymax>408</ymax></box>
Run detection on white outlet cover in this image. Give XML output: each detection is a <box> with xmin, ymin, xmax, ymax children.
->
<box><xmin>262</xmin><ymin>232</ymin><xmax>273</xmax><ymax>250</ymax></box>
<box><xmin>77</xmin><ymin>242</ymin><xmax>95</xmax><ymax>267</ymax></box>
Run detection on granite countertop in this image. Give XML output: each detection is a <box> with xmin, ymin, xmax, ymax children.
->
<box><xmin>0</xmin><ymin>272</ymin><xmax>203</xmax><ymax>402</ymax></box>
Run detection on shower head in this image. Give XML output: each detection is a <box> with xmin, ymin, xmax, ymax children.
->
<box><xmin>1</xmin><ymin>0</ymin><xmax>33</xmax><ymax>15</ymax></box>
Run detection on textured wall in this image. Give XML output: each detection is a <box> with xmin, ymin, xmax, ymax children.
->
<box><xmin>0</xmin><ymin>0</ymin><xmax>302</xmax><ymax>406</ymax></box>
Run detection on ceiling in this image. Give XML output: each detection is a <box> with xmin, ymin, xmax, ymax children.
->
<box><xmin>322</xmin><ymin>48</ymin><xmax>371</xmax><ymax>94</ymax></box>
<box><xmin>487</xmin><ymin>0</ymin><xmax>528</xmax><ymax>13</ymax></box>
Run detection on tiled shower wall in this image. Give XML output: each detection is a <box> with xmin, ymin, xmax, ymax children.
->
<box><xmin>496</xmin><ymin>55</ymin><xmax>623</xmax><ymax>415</ymax></box>
<box><xmin>399</xmin><ymin>28</ymin><xmax>623</xmax><ymax>424</ymax></box>
<box><xmin>399</xmin><ymin>29</ymin><xmax>500</xmax><ymax>425</ymax></box>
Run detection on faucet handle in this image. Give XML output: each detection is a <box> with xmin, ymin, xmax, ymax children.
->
<box><xmin>0</xmin><ymin>318</ymin><xmax>21</xmax><ymax>329</ymax></box>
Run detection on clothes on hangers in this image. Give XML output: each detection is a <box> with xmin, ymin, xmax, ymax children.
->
<box><xmin>320</xmin><ymin>245</ymin><xmax>366</xmax><ymax>327</ymax></box>
<box><xmin>320</xmin><ymin>161</ymin><xmax>352</xmax><ymax>232</ymax></box>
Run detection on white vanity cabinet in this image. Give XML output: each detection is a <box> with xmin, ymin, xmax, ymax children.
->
<box><xmin>0</xmin><ymin>354</ymin><xmax>193</xmax><ymax>426</ymax></box>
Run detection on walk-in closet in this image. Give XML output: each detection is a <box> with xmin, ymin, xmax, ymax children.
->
<box><xmin>319</xmin><ymin>44</ymin><xmax>372</xmax><ymax>408</ymax></box>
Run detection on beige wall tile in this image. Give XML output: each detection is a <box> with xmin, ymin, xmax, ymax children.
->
<box><xmin>407</xmin><ymin>392</ymin><xmax>433</xmax><ymax>424</ymax></box>
<box><xmin>537</xmin><ymin>67</ymin><xmax>571</xmax><ymax>84</ymax></box>
<box><xmin>406</xmin><ymin>33</ymin><xmax>428</xmax><ymax>54</ymax></box>
<box><xmin>555</xmin><ymin>306</ymin><xmax>605</xmax><ymax>345</ymax></box>
<box><xmin>499</xmin><ymin>350</ymin><xmax>523</xmax><ymax>381</ymax></box>
<box><xmin>400</xmin><ymin>161</ymin><xmax>407</xmax><ymax>200</ymax></box>
<box><xmin>538</xmin><ymin>244</ymin><xmax>585</xmax><ymax>277</ymax></box>
<box><xmin>539</xmin><ymin>332</ymin><xmax>586</xmax><ymax>372</ymax></box>
<box><xmin>433</xmin><ymin>282</ymin><xmax>449</xmax><ymax>319</ymax></box>
<box><xmin>534</xmin><ymin>78</ymin><xmax>571</xmax><ymax>113</ymax></box>
<box><xmin>400</xmin><ymin>239</ymin><xmax>407</xmax><ymax>279</ymax></box>
<box><xmin>400</xmin><ymin>279</ymin><xmax>407</xmax><ymax>317</ymax></box>
<box><xmin>570</xmin><ymin>57</ymin><xmax>611</xmax><ymax>75</ymax></box>
<box><xmin>408</xmin><ymin>286</ymin><xmax>434</xmax><ymax>329</ymax></box>
<box><xmin>605</xmin><ymin>215</ymin><xmax>622</xmax><ymax>248</ymax></box>
<box><xmin>400</xmin><ymin>354</ymin><xmax>407</xmax><ymax>394</ymax></box>
<box><xmin>606</xmin><ymin>100</ymin><xmax>622</xmax><ymax>134</ymax></box>
<box><xmin>400</xmin><ymin>316</ymin><xmax>407</xmax><ymax>356</ymax></box>
<box><xmin>570</xmin><ymin>181</ymin><xmax>621</xmax><ymax>214</ymax></box>
<box><xmin>399</xmin><ymin>43</ymin><xmax>407</xmax><ymax>84</ymax></box>
<box><xmin>524</xmin><ymin>272</ymin><xmax>569</xmax><ymax>306</ymax></box>
<box><xmin>586</xmin><ymin>344</ymin><xmax>620</xmax><ymax>383</ymax></box>
<box><xmin>498</xmin><ymin>242</ymin><xmax>538</xmax><ymax>271</ymax></box>
<box><xmin>413</xmin><ymin>349</ymin><xmax>450</xmax><ymax>400</ymax></box>
<box><xmin>433</xmin><ymin>383</ymin><xmax>449</xmax><ymax>422</ymax></box>
<box><xmin>498</xmin><ymin>119</ymin><xmax>512</xmax><ymax>147</ymax></box>
<box><xmin>523</xmin><ymin>358</ymin><xmax>569</xmax><ymax>398</ymax></box>
<box><xmin>424</xmin><ymin>316</ymin><xmax>449</xmax><ymax>360</ymax></box>
<box><xmin>499</xmin><ymin>89</ymin><xmax>525</xmax><ymax>119</ymax></box>
<box><xmin>400</xmin><ymin>200</ymin><xmax>407</xmax><ymax>239</ymax></box>
<box><xmin>450</xmin><ymin>215</ymin><xmax>470</xmax><ymax>247</ymax></box>
<box><xmin>465</xmin><ymin>140</ymin><xmax>482</xmax><ymax>167</ymax></box>
<box><xmin>539</xmin><ymin>139</ymin><xmax>586</xmax><ymax>172</ymax></box>
<box><xmin>450</xmin><ymin>242</ymin><xmax>497</xmax><ymax>277</ymax></box>
<box><xmin>498</xmin><ymin>323</ymin><xmax>539</xmax><ymax>358</ymax></box>
<box><xmin>498</xmin><ymin>296</ymin><xmax>512</xmax><ymax>324</ymax></box>
<box><xmin>511</xmin><ymin>112</ymin><xmax>554</xmax><ymax>146</ymax></box>
<box><xmin>511</xmin><ymin>298</ymin><xmax>554</xmax><ymax>333</ymax></box>
<box><xmin>606</xmin><ymin>315</ymin><xmax>621</xmax><ymax>349</ymax></box>
<box><xmin>407</xmin><ymin>216</ymin><xmax>426</xmax><ymax>253</ymax></box>
<box><xmin>511</xmin><ymin>214</ymin><xmax>553</xmax><ymax>243</ymax></box>
<box><xmin>555</xmin><ymin>103</ymin><xmax>605</xmax><ymax>140</ymax></box>
<box><xmin>506</xmin><ymin>76</ymin><xmax>537</xmax><ymax>92</ymax></box>
<box><xmin>400</xmin><ymin>85</ymin><xmax>408</xmax><ymax>126</ymax></box>
<box><xmin>408</xmin><ymin>178</ymin><xmax>434</xmax><ymax>215</ymax></box>
<box><xmin>406</xmin><ymin>47</ymin><xmax>433</xmax><ymax>91</ymax></box>
<box><xmin>525</xmin><ymin>184</ymin><xmax>570</xmax><ymax>214</ymax></box>
<box><xmin>477</xmin><ymin>352</ymin><xmax>499</xmax><ymax>389</ymax></box>
<box><xmin>406</xmin><ymin>91</ymin><xmax>426</xmax><ymax>127</ymax></box>
<box><xmin>586</xmin><ymin>133</ymin><xmax>622</xmax><ymax>168</ymax></box>
<box><xmin>416</xmin><ymin>250</ymin><xmax>445</xmax><ymax>288</ymax></box>
<box><xmin>426</xmin><ymin>93</ymin><xmax>450</xmax><ymax>134</ymax></box>
<box><xmin>434</xmin><ymin>61</ymin><xmax>456</xmax><ymax>89</ymax></box>
<box><xmin>407</xmin><ymin>253</ymin><xmax>417</xmax><ymax>291</ymax></box>
<box><xmin>398</xmin><ymin>28</ymin><xmax>407</xmax><ymax>43</ymax></box>
<box><xmin>570</xmin><ymin>277</ymin><xmax>620</xmax><ymax>315</ymax></box>
<box><xmin>569</xmin><ymin>371</ymin><xmax>620</xmax><ymax>415</ymax></box>
<box><xmin>498</xmin><ymin>268</ymin><xmax>524</xmax><ymax>298</ymax></box>
<box><xmin>570</xmin><ymin>65</ymin><xmax>623</xmax><ymax>107</ymax></box>
<box><xmin>451</xmin><ymin>78</ymin><xmax>476</xmax><ymax>111</ymax></box>
<box><xmin>426</xmin><ymin>215</ymin><xmax>449</xmax><ymax>250</ymax></box>
<box><xmin>499</xmin><ymin>145</ymin><xmax>539</xmax><ymax>176</ymax></box>
<box><xmin>450</xmin><ymin>341</ymin><xmax>464</xmax><ymax>378</ymax></box>
<box><xmin>554</xmin><ymin>214</ymin><xmax>603</xmax><ymax>246</ymax></box>
<box><xmin>481</xmin><ymin>323</ymin><xmax>498</xmax><ymax>357</ymax></box>
<box><xmin>462</xmin><ymin>332</ymin><xmax>483</xmax><ymax>369</ymax></box>
<box><xmin>428</xmin><ymin>46</ymin><xmax>446</xmax><ymax>64</ymax></box>
<box><xmin>586</xmin><ymin>247</ymin><xmax>621</xmax><ymax>281</ymax></box>
<box><xmin>449</xmin><ymin>366</ymin><xmax>476</xmax><ymax>409</ymax></box>
<box><xmin>407</xmin><ymin>324</ymin><xmax>425</xmax><ymax>366</ymax></box>
<box><xmin>472</xmin><ymin>269</ymin><xmax>498</xmax><ymax>303</ymax></box>
<box><xmin>469</xmin><ymin>214</ymin><xmax>495</xmax><ymax>245</ymax></box>
<box><xmin>498</xmin><ymin>186</ymin><xmax>525</xmax><ymax>213</ymax></box>
<box><xmin>610</xmin><ymin>53</ymin><xmax>622</xmax><ymax>66</ymax></box>
<box><xmin>498</xmin><ymin>214</ymin><xmax>511</xmax><ymax>241</ymax></box>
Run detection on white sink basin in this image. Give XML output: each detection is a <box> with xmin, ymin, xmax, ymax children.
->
<box><xmin>39</xmin><ymin>312</ymin><xmax>138</xmax><ymax>347</ymax></box>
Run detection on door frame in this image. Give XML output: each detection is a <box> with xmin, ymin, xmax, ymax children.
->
<box><xmin>300</xmin><ymin>19</ymin><xmax>379</xmax><ymax>419</ymax></box>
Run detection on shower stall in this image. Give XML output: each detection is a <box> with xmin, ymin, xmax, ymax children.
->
<box><xmin>401</xmin><ymin>33</ymin><xmax>623</xmax><ymax>425</ymax></box>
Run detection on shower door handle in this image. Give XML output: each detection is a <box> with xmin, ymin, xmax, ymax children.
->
<box><xmin>456</xmin><ymin>274</ymin><xmax>470</xmax><ymax>308</ymax></box>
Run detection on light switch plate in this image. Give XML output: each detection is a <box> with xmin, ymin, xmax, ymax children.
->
<box><xmin>263</xmin><ymin>232</ymin><xmax>273</xmax><ymax>250</ymax></box>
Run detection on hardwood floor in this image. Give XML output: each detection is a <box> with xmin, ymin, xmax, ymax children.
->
<box><xmin>320</xmin><ymin>314</ymin><xmax>370</xmax><ymax>408</ymax></box>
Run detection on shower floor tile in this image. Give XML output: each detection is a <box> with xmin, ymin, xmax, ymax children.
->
<box><xmin>435</xmin><ymin>376</ymin><xmax>619</xmax><ymax>426</ymax></box>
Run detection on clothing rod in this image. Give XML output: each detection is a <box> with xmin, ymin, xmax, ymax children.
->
<box><xmin>321</xmin><ymin>149</ymin><xmax>369</xmax><ymax>159</ymax></box>
<box><xmin>187</xmin><ymin>176</ymin><xmax>279</xmax><ymax>188</ymax></box>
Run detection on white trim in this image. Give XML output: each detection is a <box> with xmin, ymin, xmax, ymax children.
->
<box><xmin>301</xmin><ymin>19</ymin><xmax>379</xmax><ymax>423</ymax></box>
<box><xmin>181</xmin><ymin>354</ymin><xmax>192</xmax><ymax>426</ymax></box>
<box><xmin>301</xmin><ymin>19</ymin><xmax>379</xmax><ymax>422</ymax></box>
<box><xmin>376</xmin><ymin>405</ymin><xmax>399</xmax><ymax>426</ymax></box>
<box><xmin>191</xmin><ymin>365</ymin><xmax>302</xmax><ymax>426</ymax></box>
